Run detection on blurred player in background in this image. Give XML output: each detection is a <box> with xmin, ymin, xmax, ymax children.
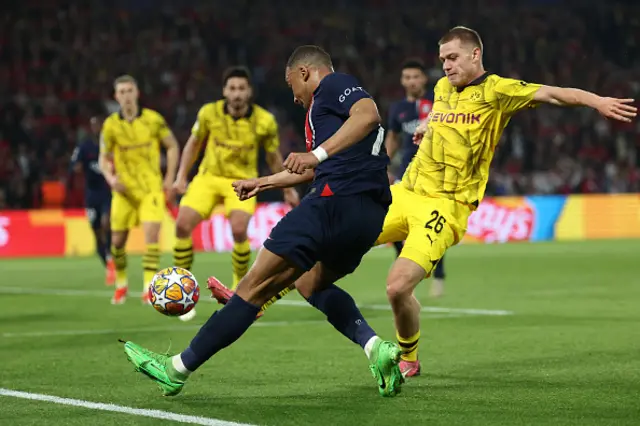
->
<box><xmin>206</xmin><ymin>26</ymin><xmax>637</xmax><ymax>380</ymax></box>
<box><xmin>70</xmin><ymin>115</ymin><xmax>115</xmax><ymax>285</ymax></box>
<box><xmin>172</xmin><ymin>66</ymin><xmax>299</xmax><ymax>321</ymax></box>
<box><xmin>98</xmin><ymin>75</ymin><xmax>180</xmax><ymax>305</ymax></box>
<box><xmin>385</xmin><ymin>59</ymin><xmax>446</xmax><ymax>298</ymax></box>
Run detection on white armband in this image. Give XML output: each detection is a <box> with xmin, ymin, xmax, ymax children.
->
<box><xmin>312</xmin><ymin>146</ymin><xmax>329</xmax><ymax>163</ymax></box>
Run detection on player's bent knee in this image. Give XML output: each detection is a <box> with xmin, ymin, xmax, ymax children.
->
<box><xmin>386</xmin><ymin>259</ymin><xmax>426</xmax><ymax>303</ymax></box>
<box><xmin>175</xmin><ymin>207</ymin><xmax>202</xmax><ymax>238</ymax></box>
<box><xmin>111</xmin><ymin>231</ymin><xmax>128</xmax><ymax>249</ymax></box>
<box><xmin>228</xmin><ymin>211</ymin><xmax>251</xmax><ymax>242</ymax></box>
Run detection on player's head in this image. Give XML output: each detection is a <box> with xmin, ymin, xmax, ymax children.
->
<box><xmin>438</xmin><ymin>26</ymin><xmax>484</xmax><ymax>87</ymax></box>
<box><xmin>222</xmin><ymin>66</ymin><xmax>253</xmax><ymax>111</ymax></box>
<box><xmin>89</xmin><ymin>115</ymin><xmax>103</xmax><ymax>136</ymax></box>
<box><xmin>113</xmin><ymin>75</ymin><xmax>139</xmax><ymax>109</ymax></box>
<box><xmin>285</xmin><ymin>45</ymin><xmax>334</xmax><ymax>109</ymax></box>
<box><xmin>400</xmin><ymin>59</ymin><xmax>427</xmax><ymax>98</ymax></box>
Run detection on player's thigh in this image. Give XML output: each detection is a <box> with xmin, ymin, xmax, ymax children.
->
<box><xmin>321</xmin><ymin>194</ymin><xmax>388</xmax><ymax>276</ymax></box>
<box><xmin>179</xmin><ymin>174</ymin><xmax>219</xmax><ymax>219</ymax></box>
<box><xmin>110</xmin><ymin>192</ymin><xmax>136</xmax><ymax>232</ymax></box>
<box><xmin>374</xmin><ymin>184</ymin><xmax>409</xmax><ymax>246</ymax></box>
<box><xmin>295</xmin><ymin>262</ymin><xmax>346</xmax><ymax>299</ymax></box>
<box><xmin>402</xmin><ymin>200</ymin><xmax>459</xmax><ymax>278</ymax></box>
<box><xmin>264</xmin><ymin>198</ymin><xmax>324</xmax><ymax>274</ymax></box>
<box><xmin>86</xmin><ymin>202</ymin><xmax>101</xmax><ymax>231</ymax></box>
<box><xmin>236</xmin><ymin>246</ymin><xmax>305</xmax><ymax>306</ymax></box>
<box><xmin>216</xmin><ymin>176</ymin><xmax>257</xmax><ymax>218</ymax></box>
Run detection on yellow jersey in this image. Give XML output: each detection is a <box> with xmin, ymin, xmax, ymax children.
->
<box><xmin>100</xmin><ymin>108</ymin><xmax>170</xmax><ymax>200</ymax></box>
<box><xmin>402</xmin><ymin>73</ymin><xmax>542</xmax><ymax>209</ymax></box>
<box><xmin>191</xmin><ymin>100</ymin><xmax>280</xmax><ymax>180</ymax></box>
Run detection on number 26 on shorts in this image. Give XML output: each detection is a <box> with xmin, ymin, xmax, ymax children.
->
<box><xmin>425</xmin><ymin>210</ymin><xmax>446</xmax><ymax>234</ymax></box>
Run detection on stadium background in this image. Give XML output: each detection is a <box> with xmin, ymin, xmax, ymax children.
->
<box><xmin>1</xmin><ymin>0</ymin><xmax>639</xmax><ymax>256</ymax></box>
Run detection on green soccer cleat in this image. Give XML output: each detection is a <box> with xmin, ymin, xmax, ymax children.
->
<box><xmin>369</xmin><ymin>339</ymin><xmax>405</xmax><ymax>397</ymax></box>
<box><xmin>120</xmin><ymin>340</ymin><xmax>186</xmax><ymax>396</ymax></box>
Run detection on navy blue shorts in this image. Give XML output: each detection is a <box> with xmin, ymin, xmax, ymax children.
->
<box><xmin>86</xmin><ymin>193</ymin><xmax>111</xmax><ymax>230</ymax></box>
<box><xmin>264</xmin><ymin>193</ymin><xmax>388</xmax><ymax>275</ymax></box>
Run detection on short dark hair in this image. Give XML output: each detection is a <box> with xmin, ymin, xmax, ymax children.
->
<box><xmin>222</xmin><ymin>66</ymin><xmax>252</xmax><ymax>86</ymax></box>
<box><xmin>401</xmin><ymin>58</ymin><xmax>426</xmax><ymax>73</ymax></box>
<box><xmin>286</xmin><ymin>45</ymin><xmax>333</xmax><ymax>69</ymax></box>
<box><xmin>439</xmin><ymin>26</ymin><xmax>483</xmax><ymax>52</ymax></box>
<box><xmin>113</xmin><ymin>74</ymin><xmax>137</xmax><ymax>88</ymax></box>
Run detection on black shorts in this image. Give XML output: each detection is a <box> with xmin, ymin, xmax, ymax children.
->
<box><xmin>264</xmin><ymin>193</ymin><xmax>388</xmax><ymax>275</ymax></box>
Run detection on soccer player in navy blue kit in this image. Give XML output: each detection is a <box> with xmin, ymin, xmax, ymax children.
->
<box><xmin>70</xmin><ymin>116</ymin><xmax>115</xmax><ymax>285</ymax></box>
<box><xmin>121</xmin><ymin>46</ymin><xmax>405</xmax><ymax>398</ymax></box>
<box><xmin>385</xmin><ymin>59</ymin><xmax>446</xmax><ymax>298</ymax></box>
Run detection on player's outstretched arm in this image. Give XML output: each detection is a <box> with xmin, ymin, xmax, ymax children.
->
<box><xmin>283</xmin><ymin>98</ymin><xmax>382</xmax><ymax>174</ymax></box>
<box><xmin>233</xmin><ymin>169</ymin><xmax>314</xmax><ymax>201</ymax></box>
<box><xmin>533</xmin><ymin>86</ymin><xmax>637</xmax><ymax>122</ymax></box>
<box><xmin>162</xmin><ymin>132</ymin><xmax>180</xmax><ymax>189</ymax></box>
<box><xmin>173</xmin><ymin>134</ymin><xmax>203</xmax><ymax>194</ymax></box>
<box><xmin>265</xmin><ymin>150</ymin><xmax>300</xmax><ymax>207</ymax></box>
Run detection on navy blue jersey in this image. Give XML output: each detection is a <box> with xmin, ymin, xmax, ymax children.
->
<box><xmin>304</xmin><ymin>73</ymin><xmax>390</xmax><ymax>203</ymax></box>
<box><xmin>70</xmin><ymin>138</ymin><xmax>111</xmax><ymax>202</ymax></box>
<box><xmin>387</xmin><ymin>97</ymin><xmax>433</xmax><ymax>175</ymax></box>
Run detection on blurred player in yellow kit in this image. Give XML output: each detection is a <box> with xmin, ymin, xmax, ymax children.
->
<box><xmin>173</xmin><ymin>67</ymin><xmax>299</xmax><ymax>321</ymax></box>
<box><xmin>207</xmin><ymin>26</ymin><xmax>637</xmax><ymax>376</ymax></box>
<box><xmin>98</xmin><ymin>75</ymin><xmax>180</xmax><ymax>305</ymax></box>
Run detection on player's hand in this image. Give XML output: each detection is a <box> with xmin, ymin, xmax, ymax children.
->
<box><xmin>283</xmin><ymin>187</ymin><xmax>300</xmax><ymax>207</ymax></box>
<box><xmin>172</xmin><ymin>177</ymin><xmax>188</xmax><ymax>195</ymax></box>
<box><xmin>595</xmin><ymin>97</ymin><xmax>637</xmax><ymax>123</ymax></box>
<box><xmin>233</xmin><ymin>178</ymin><xmax>261</xmax><ymax>201</ymax></box>
<box><xmin>107</xmin><ymin>175</ymin><xmax>126</xmax><ymax>194</ymax></box>
<box><xmin>283</xmin><ymin>152</ymin><xmax>319</xmax><ymax>174</ymax></box>
<box><xmin>412</xmin><ymin>121</ymin><xmax>428</xmax><ymax>145</ymax></box>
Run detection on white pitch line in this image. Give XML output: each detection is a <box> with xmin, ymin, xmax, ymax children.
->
<box><xmin>0</xmin><ymin>286</ymin><xmax>513</xmax><ymax>316</ymax></box>
<box><xmin>0</xmin><ymin>388</ymin><xmax>255</xmax><ymax>426</ymax></box>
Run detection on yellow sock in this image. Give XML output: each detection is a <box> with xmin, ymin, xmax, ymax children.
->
<box><xmin>397</xmin><ymin>330</ymin><xmax>421</xmax><ymax>362</ymax></box>
<box><xmin>231</xmin><ymin>240</ymin><xmax>251</xmax><ymax>290</ymax></box>
<box><xmin>111</xmin><ymin>245</ymin><xmax>128</xmax><ymax>288</ymax></box>
<box><xmin>261</xmin><ymin>286</ymin><xmax>294</xmax><ymax>312</ymax></box>
<box><xmin>143</xmin><ymin>243</ymin><xmax>160</xmax><ymax>291</ymax></box>
<box><xmin>174</xmin><ymin>237</ymin><xmax>194</xmax><ymax>270</ymax></box>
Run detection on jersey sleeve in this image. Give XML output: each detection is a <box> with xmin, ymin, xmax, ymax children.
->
<box><xmin>493</xmin><ymin>77</ymin><xmax>543</xmax><ymax>114</ymax></box>
<box><xmin>191</xmin><ymin>105</ymin><xmax>209</xmax><ymax>142</ymax></box>
<box><xmin>262</xmin><ymin>114</ymin><xmax>280</xmax><ymax>153</ymax></box>
<box><xmin>99</xmin><ymin>119</ymin><xmax>115</xmax><ymax>154</ymax></box>
<box><xmin>387</xmin><ymin>102</ymin><xmax>401</xmax><ymax>133</ymax></box>
<box><xmin>155</xmin><ymin>113</ymin><xmax>171</xmax><ymax>140</ymax></box>
<box><xmin>318</xmin><ymin>73</ymin><xmax>372</xmax><ymax>117</ymax></box>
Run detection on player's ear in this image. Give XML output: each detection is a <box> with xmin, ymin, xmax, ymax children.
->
<box><xmin>300</xmin><ymin>66</ymin><xmax>310</xmax><ymax>82</ymax></box>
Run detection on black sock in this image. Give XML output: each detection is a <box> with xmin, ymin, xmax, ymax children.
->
<box><xmin>307</xmin><ymin>284</ymin><xmax>376</xmax><ymax>349</ymax></box>
<box><xmin>180</xmin><ymin>294</ymin><xmax>260</xmax><ymax>371</ymax></box>
<box><xmin>93</xmin><ymin>229</ymin><xmax>108</xmax><ymax>266</ymax></box>
<box><xmin>393</xmin><ymin>241</ymin><xmax>404</xmax><ymax>258</ymax></box>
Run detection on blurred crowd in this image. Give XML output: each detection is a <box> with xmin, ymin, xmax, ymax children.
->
<box><xmin>1</xmin><ymin>0</ymin><xmax>639</xmax><ymax>209</ymax></box>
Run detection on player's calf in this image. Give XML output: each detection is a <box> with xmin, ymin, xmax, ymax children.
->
<box><xmin>174</xmin><ymin>207</ymin><xmax>201</xmax><ymax>271</ymax></box>
<box><xmin>229</xmin><ymin>210</ymin><xmax>252</xmax><ymax>290</ymax></box>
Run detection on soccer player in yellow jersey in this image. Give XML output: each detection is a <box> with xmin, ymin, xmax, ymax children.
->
<box><xmin>207</xmin><ymin>26</ymin><xmax>636</xmax><ymax>377</ymax></box>
<box><xmin>172</xmin><ymin>67</ymin><xmax>299</xmax><ymax>318</ymax></box>
<box><xmin>98</xmin><ymin>75</ymin><xmax>180</xmax><ymax>305</ymax></box>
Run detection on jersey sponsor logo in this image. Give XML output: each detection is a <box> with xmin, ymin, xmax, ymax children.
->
<box><xmin>338</xmin><ymin>86</ymin><xmax>365</xmax><ymax>103</ymax></box>
<box><xmin>466</xmin><ymin>199</ymin><xmax>534</xmax><ymax>243</ymax></box>
<box><xmin>117</xmin><ymin>141</ymin><xmax>152</xmax><ymax>151</ymax></box>
<box><xmin>430</xmin><ymin>112</ymin><xmax>481</xmax><ymax>124</ymax></box>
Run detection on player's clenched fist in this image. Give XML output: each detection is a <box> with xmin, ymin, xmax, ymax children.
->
<box><xmin>283</xmin><ymin>152</ymin><xmax>319</xmax><ymax>174</ymax></box>
<box><xmin>172</xmin><ymin>177</ymin><xmax>188</xmax><ymax>195</ymax></box>
<box><xmin>232</xmin><ymin>178</ymin><xmax>261</xmax><ymax>201</ymax></box>
<box><xmin>413</xmin><ymin>120</ymin><xmax>428</xmax><ymax>145</ymax></box>
<box><xmin>106</xmin><ymin>175</ymin><xmax>127</xmax><ymax>194</ymax></box>
<box><xmin>595</xmin><ymin>97</ymin><xmax>637</xmax><ymax>123</ymax></box>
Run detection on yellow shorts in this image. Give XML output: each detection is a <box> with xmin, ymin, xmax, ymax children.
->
<box><xmin>180</xmin><ymin>174</ymin><xmax>256</xmax><ymax>219</ymax></box>
<box><xmin>111</xmin><ymin>190</ymin><xmax>166</xmax><ymax>232</ymax></box>
<box><xmin>375</xmin><ymin>184</ymin><xmax>470</xmax><ymax>276</ymax></box>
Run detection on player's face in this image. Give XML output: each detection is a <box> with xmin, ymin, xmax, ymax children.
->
<box><xmin>439</xmin><ymin>39</ymin><xmax>482</xmax><ymax>87</ymax></box>
<box><xmin>285</xmin><ymin>66</ymin><xmax>312</xmax><ymax>109</ymax></box>
<box><xmin>401</xmin><ymin>68</ymin><xmax>427</xmax><ymax>96</ymax></box>
<box><xmin>223</xmin><ymin>77</ymin><xmax>252</xmax><ymax>110</ymax></box>
<box><xmin>89</xmin><ymin>117</ymin><xmax>102</xmax><ymax>136</ymax></box>
<box><xmin>114</xmin><ymin>82</ymin><xmax>139</xmax><ymax>109</ymax></box>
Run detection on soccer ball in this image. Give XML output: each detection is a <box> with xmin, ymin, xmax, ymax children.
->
<box><xmin>149</xmin><ymin>267</ymin><xmax>200</xmax><ymax>317</ymax></box>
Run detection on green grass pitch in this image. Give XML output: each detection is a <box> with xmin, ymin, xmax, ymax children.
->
<box><xmin>1</xmin><ymin>240</ymin><xmax>639</xmax><ymax>425</ymax></box>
